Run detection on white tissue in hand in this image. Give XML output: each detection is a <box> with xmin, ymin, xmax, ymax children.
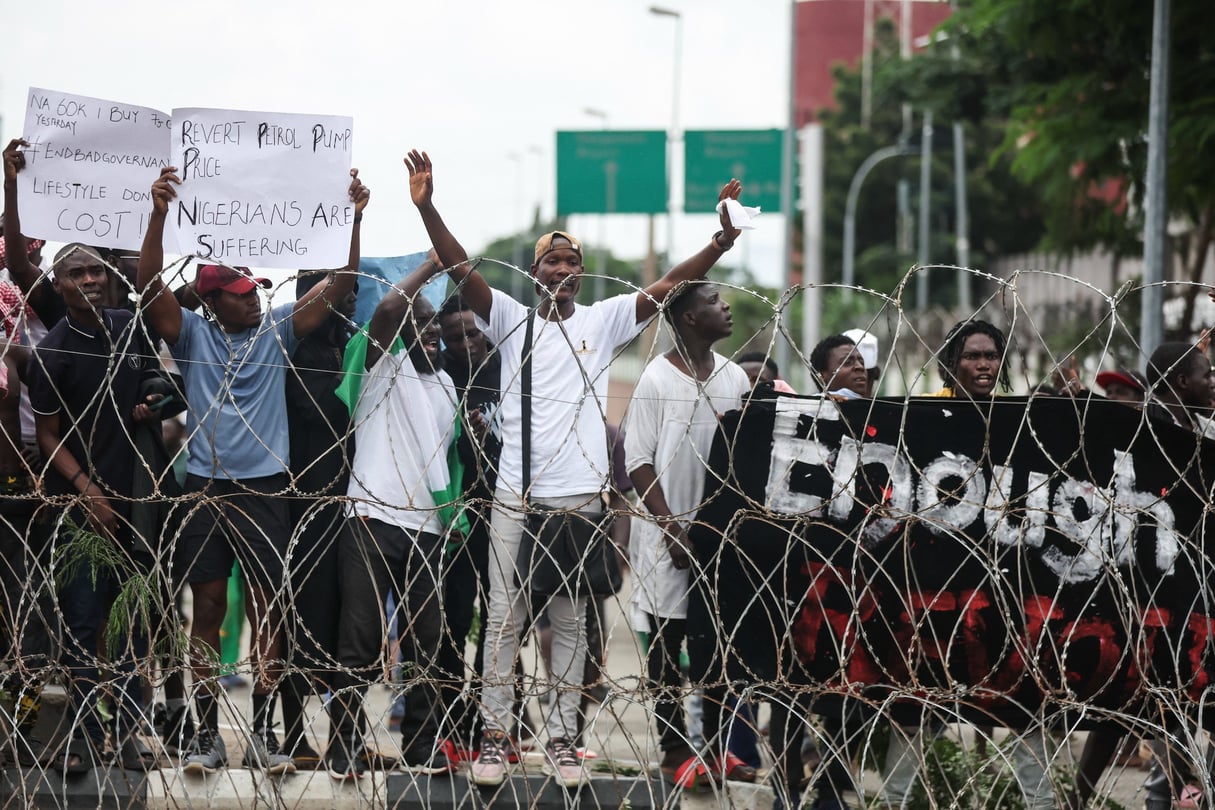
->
<box><xmin>715</xmin><ymin>198</ymin><xmax>761</xmax><ymax>229</ymax></box>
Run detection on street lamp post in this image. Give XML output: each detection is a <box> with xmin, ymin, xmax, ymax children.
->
<box><xmin>583</xmin><ymin>107</ymin><xmax>611</xmax><ymax>300</ymax></box>
<box><xmin>507</xmin><ymin>151</ymin><xmax>525</xmax><ymax>298</ymax></box>
<box><xmin>1141</xmin><ymin>0</ymin><xmax>1170</xmax><ymax>359</ymax></box>
<box><xmin>650</xmin><ymin>5</ymin><xmax>682</xmax><ymax>268</ymax></box>
<box><xmin>916</xmin><ymin>110</ymin><xmax>933</xmax><ymax>311</ymax></box>
<box><xmin>527</xmin><ymin>144</ymin><xmax>543</xmax><ymax>225</ymax></box>
<box><xmin>843</xmin><ymin>144</ymin><xmax>914</xmax><ymax>296</ymax></box>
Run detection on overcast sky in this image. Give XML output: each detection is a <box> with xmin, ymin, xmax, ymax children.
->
<box><xmin>0</xmin><ymin>0</ymin><xmax>796</xmax><ymax>287</ymax></box>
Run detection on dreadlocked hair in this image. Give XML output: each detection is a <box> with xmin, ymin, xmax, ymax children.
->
<box><xmin>938</xmin><ymin>319</ymin><xmax>1011</xmax><ymax>393</ymax></box>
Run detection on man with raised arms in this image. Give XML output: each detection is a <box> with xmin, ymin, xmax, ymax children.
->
<box><xmin>135</xmin><ymin>164</ymin><xmax>367</xmax><ymax>775</ymax></box>
<box><xmin>403</xmin><ymin>148</ymin><xmax>744</xmax><ymax>788</ymax></box>
<box><xmin>326</xmin><ymin>251</ymin><xmax>467</xmax><ymax>780</ymax></box>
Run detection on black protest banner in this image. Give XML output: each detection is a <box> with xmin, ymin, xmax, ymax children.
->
<box><xmin>687</xmin><ymin>394</ymin><xmax>1215</xmax><ymax>728</ymax></box>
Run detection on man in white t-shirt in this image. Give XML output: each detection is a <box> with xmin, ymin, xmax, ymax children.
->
<box><xmin>326</xmin><ymin>253</ymin><xmax>467</xmax><ymax>781</ymax></box>
<box><xmin>623</xmin><ymin>281</ymin><xmax>749</xmax><ymax>776</ymax></box>
<box><xmin>403</xmin><ymin>148</ymin><xmax>745</xmax><ymax>788</ymax></box>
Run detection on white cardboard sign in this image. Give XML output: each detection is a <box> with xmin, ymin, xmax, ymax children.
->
<box><xmin>167</xmin><ymin>107</ymin><xmax>354</xmax><ymax>269</ymax></box>
<box><xmin>18</xmin><ymin>87</ymin><xmax>171</xmax><ymax>250</ymax></box>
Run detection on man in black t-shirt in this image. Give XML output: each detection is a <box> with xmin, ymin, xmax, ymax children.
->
<box><xmin>25</xmin><ymin>243</ymin><xmax>163</xmax><ymax>773</ymax></box>
<box><xmin>435</xmin><ymin>293</ymin><xmax>500</xmax><ymax>755</ymax></box>
<box><xmin>281</xmin><ymin>274</ymin><xmax>359</xmax><ymax>768</ymax></box>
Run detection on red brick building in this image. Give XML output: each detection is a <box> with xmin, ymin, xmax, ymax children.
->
<box><xmin>795</xmin><ymin>0</ymin><xmax>953</xmax><ymax>125</ymax></box>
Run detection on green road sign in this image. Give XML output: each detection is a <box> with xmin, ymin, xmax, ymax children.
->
<box><xmin>556</xmin><ymin>130</ymin><xmax>667</xmax><ymax>215</ymax></box>
<box><xmin>684</xmin><ymin>129</ymin><xmax>784</xmax><ymax>212</ymax></box>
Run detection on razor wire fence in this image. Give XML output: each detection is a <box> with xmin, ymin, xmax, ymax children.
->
<box><xmin>0</xmin><ymin>255</ymin><xmax>1213</xmax><ymax>810</ymax></box>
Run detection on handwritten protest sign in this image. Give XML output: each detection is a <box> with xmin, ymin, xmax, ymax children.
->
<box><xmin>18</xmin><ymin>87</ymin><xmax>171</xmax><ymax>250</ymax></box>
<box><xmin>168</xmin><ymin>108</ymin><xmax>354</xmax><ymax>269</ymax></box>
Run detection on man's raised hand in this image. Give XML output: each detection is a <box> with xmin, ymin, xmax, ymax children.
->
<box><xmin>150</xmin><ymin>167</ymin><xmax>181</xmax><ymax>217</ymax></box>
<box><xmin>716</xmin><ymin>179</ymin><xmax>744</xmax><ymax>243</ymax></box>
<box><xmin>348</xmin><ymin>168</ymin><xmax>370</xmax><ymax>215</ymax></box>
<box><xmin>2</xmin><ymin>139</ymin><xmax>29</xmax><ymax>184</ymax></box>
<box><xmin>404</xmin><ymin>149</ymin><xmax>434</xmax><ymax>208</ymax></box>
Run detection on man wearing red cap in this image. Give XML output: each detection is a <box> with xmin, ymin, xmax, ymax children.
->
<box><xmin>135</xmin><ymin>165</ymin><xmax>368</xmax><ymax>775</ymax></box>
<box><xmin>402</xmin><ymin>148</ymin><xmax>745</xmax><ymax>788</ymax></box>
<box><xmin>1096</xmin><ymin>367</ymin><xmax>1148</xmax><ymax>404</ymax></box>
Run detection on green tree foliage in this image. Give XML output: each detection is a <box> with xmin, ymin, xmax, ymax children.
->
<box><xmin>896</xmin><ymin>0</ymin><xmax>1215</xmax><ymax>336</ymax></box>
<box><xmin>819</xmin><ymin>19</ymin><xmax>1046</xmax><ymax>320</ymax></box>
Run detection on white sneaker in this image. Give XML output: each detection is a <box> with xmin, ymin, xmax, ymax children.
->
<box><xmin>469</xmin><ymin>732</ymin><xmax>508</xmax><ymax>786</ymax></box>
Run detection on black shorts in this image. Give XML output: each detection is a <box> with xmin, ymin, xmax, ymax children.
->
<box><xmin>176</xmin><ymin>474</ymin><xmax>292</xmax><ymax>591</ymax></box>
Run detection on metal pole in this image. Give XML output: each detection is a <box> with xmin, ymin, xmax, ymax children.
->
<box><xmin>953</xmin><ymin>121</ymin><xmax>971</xmax><ymax>312</ymax></box>
<box><xmin>949</xmin><ymin>2</ymin><xmax>971</xmax><ymax>313</ymax></box>
<box><xmin>670</xmin><ymin>15</ymin><xmax>682</xmax><ymax>264</ymax></box>
<box><xmin>1141</xmin><ymin>0</ymin><xmax>1171</xmax><ymax>359</ymax></box>
<box><xmin>801</xmin><ymin>124</ymin><xmax>824</xmax><ymax>393</ymax></box>
<box><xmin>583</xmin><ymin>108</ymin><xmax>611</xmax><ymax>301</ymax></box>
<box><xmin>900</xmin><ymin>0</ymin><xmax>912</xmax><ymax>134</ymax></box>
<box><xmin>602</xmin><ymin>161</ymin><xmax>618</xmax><ymax>300</ymax></box>
<box><xmin>650</xmin><ymin>6</ymin><xmax>682</xmax><ymax>267</ymax></box>
<box><xmin>508</xmin><ymin>151</ymin><xmax>524</xmax><ymax>299</ymax></box>
<box><xmin>843</xmin><ymin>144</ymin><xmax>913</xmax><ymax>295</ymax></box>
<box><xmin>861</xmin><ymin>0</ymin><xmax>875</xmax><ymax>129</ymax></box>
<box><xmin>528</xmin><ymin>144</ymin><xmax>543</xmax><ymax>225</ymax></box>
<box><xmin>916</xmin><ymin>110</ymin><xmax>933</xmax><ymax>311</ymax></box>
<box><xmin>778</xmin><ymin>0</ymin><xmax>797</xmax><ymax>385</ymax></box>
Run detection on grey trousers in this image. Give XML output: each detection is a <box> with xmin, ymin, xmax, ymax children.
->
<box><xmin>479</xmin><ymin>489</ymin><xmax>597</xmax><ymax>741</ymax></box>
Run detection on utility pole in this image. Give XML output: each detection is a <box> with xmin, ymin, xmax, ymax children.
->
<box><xmin>1140</xmin><ymin>0</ymin><xmax>1171</xmax><ymax>359</ymax></box>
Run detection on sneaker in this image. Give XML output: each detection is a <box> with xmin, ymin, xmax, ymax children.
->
<box><xmin>183</xmin><ymin>727</ymin><xmax>228</xmax><ymax>775</ymax></box>
<box><xmin>543</xmin><ymin>736</ymin><xmax>587</xmax><ymax>788</ymax></box>
<box><xmin>469</xmin><ymin>732</ymin><xmax>509</xmax><ymax>787</ymax></box>
<box><xmin>242</xmin><ymin>726</ymin><xmax>296</xmax><ymax>775</ymax></box>
<box><xmin>162</xmin><ymin>705</ymin><xmax>196</xmax><ymax>756</ymax></box>
<box><xmin>401</xmin><ymin>743</ymin><xmax>456</xmax><ymax>776</ymax></box>
<box><xmin>326</xmin><ymin>739</ymin><xmax>367</xmax><ymax>782</ymax></box>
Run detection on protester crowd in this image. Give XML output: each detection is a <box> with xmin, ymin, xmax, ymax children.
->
<box><xmin>2</xmin><ymin>135</ymin><xmax>1215</xmax><ymax>810</ymax></box>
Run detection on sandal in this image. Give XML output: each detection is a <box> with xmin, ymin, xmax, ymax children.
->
<box><xmin>716</xmin><ymin>752</ymin><xmax>757</xmax><ymax>783</ymax></box>
<box><xmin>55</xmin><ymin>737</ymin><xmax>96</xmax><ymax>776</ymax></box>
<box><xmin>671</xmin><ymin>751</ymin><xmax>760</xmax><ymax>789</ymax></box>
<box><xmin>660</xmin><ymin>744</ymin><xmax>696</xmax><ymax>777</ymax></box>
<box><xmin>119</xmin><ymin>736</ymin><xmax>158</xmax><ymax>770</ymax></box>
<box><xmin>672</xmin><ymin>754</ymin><xmax>710</xmax><ymax>790</ymax></box>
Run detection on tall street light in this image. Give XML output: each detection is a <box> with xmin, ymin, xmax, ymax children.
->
<box><xmin>583</xmin><ymin>108</ymin><xmax>611</xmax><ymax>300</ymax></box>
<box><xmin>1141</xmin><ymin>0</ymin><xmax>1170</xmax><ymax>359</ymax></box>
<box><xmin>650</xmin><ymin>5</ymin><xmax>682</xmax><ymax>268</ymax></box>
<box><xmin>507</xmin><ymin>151</ymin><xmax>526</xmax><ymax>298</ymax></box>
<box><xmin>527</xmin><ymin>144</ymin><xmax>544</xmax><ymax>230</ymax></box>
